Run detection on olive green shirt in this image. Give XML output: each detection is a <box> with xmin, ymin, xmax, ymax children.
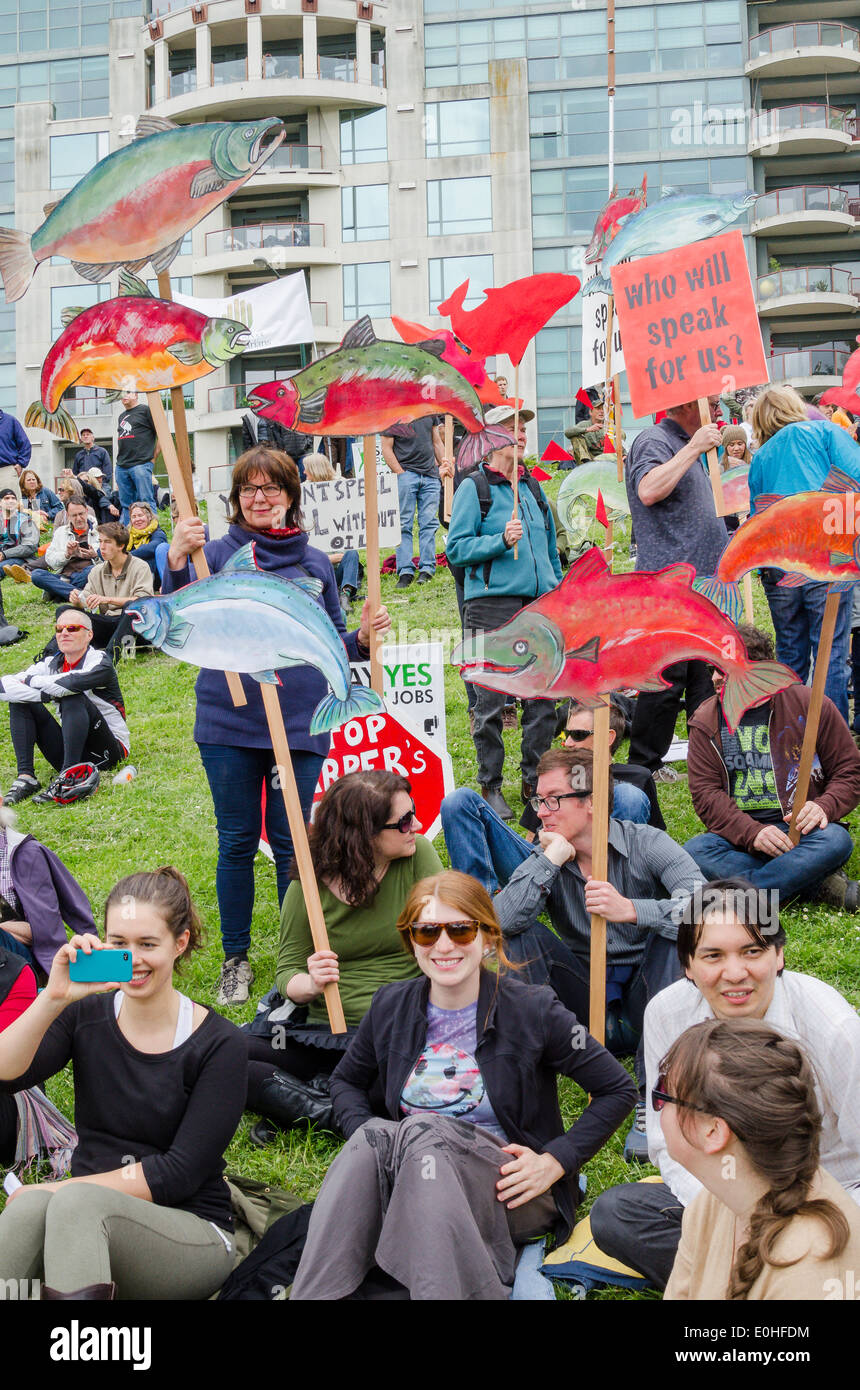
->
<box><xmin>276</xmin><ymin>835</ymin><xmax>442</xmax><ymax>1026</ymax></box>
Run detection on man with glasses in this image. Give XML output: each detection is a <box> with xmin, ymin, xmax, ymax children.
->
<box><xmin>0</xmin><ymin>606</ymin><xmax>130</xmax><ymax>805</ymax></box>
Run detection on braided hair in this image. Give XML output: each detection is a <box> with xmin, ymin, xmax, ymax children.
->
<box><xmin>660</xmin><ymin>1018</ymin><xmax>850</xmax><ymax>1300</ymax></box>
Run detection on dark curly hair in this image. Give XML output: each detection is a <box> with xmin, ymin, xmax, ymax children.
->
<box><xmin>299</xmin><ymin>771</ymin><xmax>413</xmax><ymax>907</ymax></box>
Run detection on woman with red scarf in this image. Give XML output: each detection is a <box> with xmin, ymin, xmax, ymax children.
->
<box><xmin>163</xmin><ymin>447</ymin><xmax>390</xmax><ymax>1006</ymax></box>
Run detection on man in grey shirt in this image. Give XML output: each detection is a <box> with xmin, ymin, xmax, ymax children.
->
<box><xmin>492</xmin><ymin>749</ymin><xmax>701</xmax><ymax>1090</ymax></box>
<box><xmin>624</xmin><ymin>396</ymin><xmax>727</xmax><ymax>776</ymax></box>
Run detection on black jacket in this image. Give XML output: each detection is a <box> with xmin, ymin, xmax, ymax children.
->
<box><xmin>329</xmin><ymin>970</ymin><xmax>637</xmax><ymax>1241</ymax></box>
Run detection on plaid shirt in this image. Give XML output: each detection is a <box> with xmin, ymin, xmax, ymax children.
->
<box><xmin>0</xmin><ymin>829</ymin><xmax>21</xmax><ymax>917</ymax></box>
<box><xmin>644</xmin><ymin>973</ymin><xmax>860</xmax><ymax>1206</ymax></box>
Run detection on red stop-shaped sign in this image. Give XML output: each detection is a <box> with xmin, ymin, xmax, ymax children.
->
<box><xmin>314</xmin><ymin>711</ymin><xmax>453</xmax><ymax>840</ymax></box>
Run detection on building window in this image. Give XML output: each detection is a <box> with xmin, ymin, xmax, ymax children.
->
<box><xmin>343</xmin><ymin>261</ymin><xmax>390</xmax><ymax>318</ymax></box>
<box><xmin>536</xmin><ymin>326</ymin><xmax>581</xmax><ymax>400</ymax></box>
<box><xmin>147</xmin><ymin>276</ymin><xmax>193</xmax><ymax>297</ymax></box>
<box><xmin>50</xmin><ymin>131</ymin><xmax>109</xmax><ymax>190</ymax></box>
<box><xmin>427</xmin><ymin>176</ymin><xmax>492</xmax><ymax>236</ymax></box>
<box><xmin>340</xmin><ymin>108</ymin><xmax>387</xmax><ymax>164</ymax></box>
<box><xmin>425</xmin><ymin>98</ymin><xmax>490</xmax><ymax>158</ymax></box>
<box><xmin>0</xmin><ymin>361</ymin><xmax>14</xmax><ymax>411</ymax></box>
<box><xmin>0</xmin><ymin>138</ymin><xmax>13</xmax><ymax>204</ymax></box>
<box><xmin>0</xmin><ymin>300</ymin><xmax>13</xmax><ymax>355</ymax></box>
<box><xmin>429</xmin><ymin>253</ymin><xmax>493</xmax><ymax>314</ymax></box>
<box><xmin>50</xmin><ymin>283</ymin><xmax>111</xmax><ymax>337</ymax></box>
<box><xmin>342</xmin><ymin>184</ymin><xmax>389</xmax><ymax>242</ymax></box>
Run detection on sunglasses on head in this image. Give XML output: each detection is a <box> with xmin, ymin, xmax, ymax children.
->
<box><xmin>408</xmin><ymin>920</ymin><xmax>481</xmax><ymax>947</ymax></box>
<box><xmin>383</xmin><ymin>802</ymin><xmax>416</xmax><ymax>834</ymax></box>
<box><xmin>651</xmin><ymin>1073</ymin><xmax>712</xmax><ymax>1114</ymax></box>
<box><xmin>563</xmin><ymin>727</ymin><xmax>593</xmax><ymax>743</ymax></box>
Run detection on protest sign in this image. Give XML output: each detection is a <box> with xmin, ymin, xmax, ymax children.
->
<box><xmin>610</xmin><ymin>231</ymin><xmax>768</xmax><ymax>418</ymax></box>
<box><xmin>301</xmin><ymin>473</ymin><xmax>399</xmax><ymax>554</ymax></box>
<box><xmin>175</xmin><ymin>272</ymin><xmax>314</xmax><ymax>353</ymax></box>
<box><xmin>350</xmin><ymin>642</ymin><xmax>448</xmax><ymax>745</ymax></box>
<box><xmin>581</xmin><ymin>292</ymin><xmax>625</xmax><ymax>388</ymax></box>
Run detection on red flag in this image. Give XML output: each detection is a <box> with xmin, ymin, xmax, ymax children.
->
<box><xmin>542</xmin><ymin>440</ymin><xmax>574</xmax><ymax>463</ymax></box>
<box><xmin>595</xmin><ymin>489</ymin><xmax>609</xmax><ymax>530</ymax></box>
<box><xmin>531</xmin><ymin>465</ymin><xmax>552</xmax><ymax>481</ymax></box>
<box><xmin>575</xmin><ymin>388</ymin><xmax>593</xmax><ymax>409</ymax></box>
<box><xmin>437</xmin><ymin>273</ymin><xmax>580</xmax><ymax>366</ymax></box>
<box><xmin>601</xmin><ymin>435</ymin><xmax>615</xmax><ymax>454</ymax></box>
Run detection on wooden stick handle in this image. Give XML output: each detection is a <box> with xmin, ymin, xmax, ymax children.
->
<box><xmin>511</xmin><ymin>363</ymin><xmax>520</xmax><ymax>560</ymax></box>
<box><xmin>261</xmin><ymin>684</ymin><xmax>345</xmax><ymax>1032</ymax></box>
<box><xmin>156</xmin><ymin>271</ymin><xmax>194</xmax><ymax>499</ymax></box>
<box><xmin>787</xmin><ymin>590</ymin><xmax>840</xmax><ymax>845</ymax></box>
<box><xmin>443</xmin><ymin>415</ymin><xmax>453</xmax><ymax>523</ymax></box>
<box><xmin>613</xmin><ymin>375</ymin><xmax>624</xmax><ymax>485</ymax></box>
<box><xmin>361</xmin><ymin>434</ymin><xmax>384</xmax><ymax>697</ymax></box>
<box><xmin>147</xmin><ymin>392</ymin><xmax>247</xmax><ymax>708</ymax></box>
<box><xmin>739</xmin><ymin>517</ymin><xmax>754</xmax><ymax>622</ymax></box>
<box><xmin>588</xmin><ymin>699</ymin><xmax>611</xmax><ymax>1045</ymax></box>
<box><xmin>699</xmin><ymin>399</ymin><xmax>727</xmax><ymax>516</ymax></box>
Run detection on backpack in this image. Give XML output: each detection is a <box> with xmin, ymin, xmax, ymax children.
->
<box><xmin>449</xmin><ymin>466</ymin><xmax>552</xmax><ymax>590</ymax></box>
<box><xmin>217</xmin><ymin>1202</ymin><xmax>314</xmax><ymax>1300</ymax></box>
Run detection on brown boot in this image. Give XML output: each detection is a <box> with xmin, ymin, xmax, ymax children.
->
<box><xmin>42</xmin><ymin>1282</ymin><xmax>117</xmax><ymax>1300</ymax></box>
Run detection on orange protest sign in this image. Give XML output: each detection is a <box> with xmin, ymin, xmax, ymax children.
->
<box><xmin>610</xmin><ymin>231</ymin><xmax>768</xmax><ymax>419</ymax></box>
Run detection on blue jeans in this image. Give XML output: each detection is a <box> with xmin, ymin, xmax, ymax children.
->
<box><xmin>396</xmin><ymin>471</ymin><xmax>441</xmax><ymax>576</ymax></box>
<box><xmin>0</xmin><ymin>928</ymin><xmax>36</xmax><ymax>968</ymax></box>
<box><xmin>760</xmin><ymin>571</ymin><xmax>851</xmax><ymax>723</ymax></box>
<box><xmin>116</xmin><ymin>464</ymin><xmax>158</xmax><ymax>525</ymax></box>
<box><xmin>31</xmin><ymin>566</ymin><xmax>96</xmax><ymax>602</ymax></box>
<box><xmin>198</xmin><ymin>742</ymin><xmax>325</xmax><ymax>958</ymax></box>
<box><xmin>336</xmin><ymin>549</ymin><xmax>361</xmax><ymax>592</ymax></box>
<box><xmin>685</xmin><ymin>822</ymin><xmax>852</xmax><ymax>902</ymax></box>
<box><xmin>613</xmin><ymin>780</ymin><xmax>650</xmax><ymax>825</ymax></box>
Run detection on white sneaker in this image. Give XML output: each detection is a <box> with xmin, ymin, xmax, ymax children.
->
<box><xmin>216</xmin><ymin>957</ymin><xmax>254</xmax><ymax>1007</ymax></box>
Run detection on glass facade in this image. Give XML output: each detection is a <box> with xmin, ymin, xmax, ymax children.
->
<box><xmin>428</xmin><ymin>252</ymin><xmax>493</xmax><ymax>314</ymax></box>
<box><xmin>427</xmin><ymin>176</ymin><xmax>492</xmax><ymax>236</ymax></box>
<box><xmin>50</xmin><ymin>129</ymin><xmax>109</xmax><ymax>188</ymax></box>
<box><xmin>343</xmin><ymin>261</ymin><xmax>391</xmax><ymax>318</ymax></box>
<box><xmin>340</xmin><ymin>108</ymin><xmax>387</xmax><ymax>165</ymax></box>
<box><xmin>342</xmin><ymin>184</ymin><xmax>389</xmax><ymax>242</ymax></box>
<box><xmin>425</xmin><ymin>98</ymin><xmax>490</xmax><ymax>157</ymax></box>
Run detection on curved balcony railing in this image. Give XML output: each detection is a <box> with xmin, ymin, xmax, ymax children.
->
<box><xmin>769</xmin><ymin>347</ymin><xmax>852</xmax><ymax>379</ymax></box>
<box><xmin>258</xmin><ymin>143</ymin><xmax>324</xmax><ymax>172</ymax></box>
<box><xmin>65</xmin><ymin>393</ymin><xmax>110</xmax><ymax>418</ymax></box>
<box><xmin>750</xmin><ymin>104</ymin><xmax>856</xmax><ymax>141</ymax></box>
<box><xmin>758</xmin><ymin>267</ymin><xmax>857</xmax><ymax>299</ymax></box>
<box><xmin>165</xmin><ymin>51</ymin><xmax>385</xmax><ymax>96</ymax></box>
<box><xmin>263</xmin><ymin>52</ymin><xmax>302</xmax><ymax>80</ymax></box>
<box><xmin>168</xmin><ymin>67</ymin><xmax>196</xmax><ymax>98</ymax></box>
<box><xmin>753</xmin><ymin>185</ymin><xmax>851</xmax><ymax>219</ymax></box>
<box><xmin>749</xmin><ymin>23</ymin><xmax>860</xmax><ymax>59</ymax></box>
<box><xmin>204</xmin><ymin>221</ymin><xmax>325</xmax><ymax>255</ymax></box>
<box><xmin>212</xmin><ymin>57</ymin><xmax>248</xmax><ymax>86</ymax></box>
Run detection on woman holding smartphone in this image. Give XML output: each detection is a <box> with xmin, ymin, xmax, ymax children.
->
<box><xmin>0</xmin><ymin>867</ymin><xmax>246</xmax><ymax>1301</ymax></box>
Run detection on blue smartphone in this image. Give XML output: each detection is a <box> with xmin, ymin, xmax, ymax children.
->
<box><xmin>68</xmin><ymin>949</ymin><xmax>133</xmax><ymax>984</ymax></box>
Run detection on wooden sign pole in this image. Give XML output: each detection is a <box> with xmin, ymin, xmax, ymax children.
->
<box><xmin>603</xmin><ymin>304</ymin><xmax>620</xmax><ymax>565</ymax></box>
<box><xmin>787</xmin><ymin>590</ymin><xmax>841</xmax><ymax>846</ymax></box>
<box><xmin>443</xmin><ymin>414</ymin><xmax>454</xmax><ymax>523</ymax></box>
<box><xmin>739</xmin><ymin>517</ymin><xmax>754</xmax><ymax>622</ymax></box>
<box><xmin>699</xmin><ymin>398</ymin><xmax>726</xmax><ymax>515</ymax></box>
<box><xmin>361</xmin><ymin>434</ymin><xmax>385</xmax><ymax>697</ymax></box>
<box><xmin>589</xmin><ymin>698</ymin><xmax>611</xmax><ymax>1045</ymax></box>
<box><xmin>511</xmin><ymin>362</ymin><xmax>520</xmax><ymax>560</ymax></box>
<box><xmin>156</xmin><ymin>270</ymin><xmax>194</xmax><ymax>502</ymax></box>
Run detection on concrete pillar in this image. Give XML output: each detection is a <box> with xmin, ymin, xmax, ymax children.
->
<box><xmin>302</xmin><ymin>13</ymin><xmax>317</xmax><ymax>80</ymax></box>
<box><xmin>247</xmin><ymin>14</ymin><xmax>262</xmax><ymax>82</ymax></box>
<box><xmin>153</xmin><ymin>38</ymin><xmax>168</xmax><ymax>104</ymax></box>
<box><xmin>196</xmin><ymin>22</ymin><xmax>211</xmax><ymax>90</ymax></box>
<box><xmin>356</xmin><ymin>20</ymin><xmax>371</xmax><ymax>84</ymax></box>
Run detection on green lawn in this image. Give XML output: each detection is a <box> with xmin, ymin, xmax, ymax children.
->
<box><xmin>1</xmin><ymin>480</ymin><xmax>858</xmax><ymax>1299</ymax></box>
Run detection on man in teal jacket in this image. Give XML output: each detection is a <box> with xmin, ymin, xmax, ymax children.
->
<box><xmin>447</xmin><ymin>423</ymin><xmax>562</xmax><ymax>819</ymax></box>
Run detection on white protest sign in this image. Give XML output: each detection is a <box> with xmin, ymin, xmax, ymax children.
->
<box><xmin>350</xmin><ymin>642</ymin><xmax>447</xmax><ymax>745</ymax></box>
<box><xmin>301</xmin><ymin>473</ymin><xmax>399</xmax><ymax>553</ymax></box>
<box><xmin>581</xmin><ymin>290</ymin><xmax>625</xmax><ymax>388</ymax></box>
<box><xmin>175</xmin><ymin>272</ymin><xmax>314</xmax><ymax>352</ymax></box>
<box><xmin>204</xmin><ymin>490</ymin><xmax>230</xmax><ymax>540</ymax></box>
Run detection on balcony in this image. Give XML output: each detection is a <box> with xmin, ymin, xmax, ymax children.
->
<box><xmin>748</xmin><ymin>104</ymin><xmax>858</xmax><ymax>157</ymax></box>
<box><xmin>757</xmin><ymin>266</ymin><xmax>860</xmax><ymax>318</ymax></box>
<box><xmin>200</xmin><ymin>220</ymin><xmax>337</xmax><ymax>274</ymax></box>
<box><xmin>747</xmin><ymin>22</ymin><xmax>860</xmax><ymax>77</ymax></box>
<box><xmin>153</xmin><ymin>48</ymin><xmax>386</xmax><ymax>121</ymax></box>
<box><xmin>768</xmin><ymin>346</ymin><xmax>852</xmax><ymax>393</ymax></box>
<box><xmin>751</xmin><ymin>184</ymin><xmax>858</xmax><ymax>251</ymax></box>
<box><xmin>247</xmin><ymin>142</ymin><xmax>340</xmax><ymax>192</ymax></box>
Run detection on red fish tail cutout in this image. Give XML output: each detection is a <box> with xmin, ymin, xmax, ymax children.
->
<box><xmin>693</xmin><ymin>576</ymin><xmax>742</xmax><ymax>618</ymax></box>
<box><xmin>437</xmin><ymin>273</ymin><xmax>581</xmax><ymax>366</ymax></box>
<box><xmin>0</xmin><ymin>227</ymin><xmax>35</xmax><ymax>303</ymax></box>
<box><xmin>24</xmin><ymin>399</ymin><xmax>79</xmax><ymax>443</ymax></box>
<box><xmin>595</xmin><ymin>489</ymin><xmax>610</xmax><ymax>531</ymax></box>
<box><xmin>719</xmin><ymin>656</ymin><xmax>799</xmax><ymax>733</ymax></box>
<box><xmin>455</xmin><ymin>425</ymin><xmax>517</xmax><ymax>472</ymax></box>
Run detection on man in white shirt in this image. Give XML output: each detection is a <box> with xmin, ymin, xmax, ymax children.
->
<box><xmin>589</xmin><ymin>875</ymin><xmax>860</xmax><ymax>1288</ymax></box>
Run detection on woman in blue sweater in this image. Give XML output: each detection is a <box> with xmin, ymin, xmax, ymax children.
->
<box><xmin>163</xmin><ymin>446</ymin><xmax>390</xmax><ymax>1007</ymax></box>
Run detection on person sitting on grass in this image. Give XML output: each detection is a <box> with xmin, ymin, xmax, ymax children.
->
<box><xmin>589</xmin><ymin>877</ymin><xmax>860</xmax><ymax>1291</ymax></box>
<box><xmin>685</xmin><ymin>624</ymin><xmax>860</xmax><ymax>912</ymax></box>
<box><xmin>289</xmin><ymin>869</ymin><xmax>637</xmax><ymax>1301</ymax></box>
<box><xmin>0</xmin><ymin>490</ymin><xmax>39</xmax><ymax>581</ymax></box>
<box><xmin>18</xmin><ymin>469</ymin><xmax>62</xmax><ymax>531</ymax></box>
<box><xmin>69</xmin><ymin>521</ymin><xmax>153</xmax><ymax>661</ymax></box>
<box><xmin>0</xmin><ymin>867</ymin><xmax>247</xmax><ymax>1301</ymax></box>
<box><xmin>659</xmin><ymin>1018</ymin><xmax>860</xmax><ymax>1300</ymax></box>
<box><xmin>246</xmin><ymin>770</ymin><xmax>441</xmax><ymax>1145</ymax></box>
<box><xmin>125</xmin><ymin>502</ymin><xmax>168</xmax><ymax>585</ymax></box>
<box><xmin>0</xmin><ymin>607</ymin><xmax>130</xmax><ymax>806</ymax></box>
<box><xmin>28</xmin><ymin>499</ymin><xmax>101</xmax><ymax>604</ymax></box>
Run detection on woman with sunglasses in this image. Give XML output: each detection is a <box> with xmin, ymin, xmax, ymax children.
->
<box><xmin>163</xmin><ymin>446</ymin><xmax>391</xmax><ymax>1007</ymax></box>
<box><xmin>660</xmin><ymin>1018</ymin><xmax>860</xmax><ymax>1300</ymax></box>
<box><xmin>245</xmin><ymin>771</ymin><xmax>442</xmax><ymax>1142</ymax></box>
<box><xmin>290</xmin><ymin>869</ymin><xmax>636</xmax><ymax>1300</ymax></box>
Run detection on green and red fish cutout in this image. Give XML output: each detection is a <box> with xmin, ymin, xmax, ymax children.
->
<box><xmin>0</xmin><ymin>114</ymin><xmax>284</xmax><ymax>302</ymax></box>
<box><xmin>26</xmin><ymin>270</ymin><xmax>248</xmax><ymax>442</ymax></box>
<box><xmin>453</xmin><ymin>547</ymin><xmax>798</xmax><ymax>732</ymax></box>
<box><xmin>247</xmin><ymin>317</ymin><xmax>514</xmax><ymax>471</ymax></box>
<box><xmin>585</xmin><ymin>173</ymin><xmax>648</xmax><ymax>265</ymax></box>
<box><xmin>391</xmin><ymin>315</ymin><xmax>511</xmax><ymax>408</ymax></box>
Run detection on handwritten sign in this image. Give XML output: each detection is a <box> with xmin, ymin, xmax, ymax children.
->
<box><xmin>581</xmin><ymin>291</ymin><xmax>625</xmax><ymax>388</ymax></box>
<box><xmin>301</xmin><ymin>473</ymin><xmax>399</xmax><ymax>553</ymax></box>
<box><xmin>610</xmin><ymin>231</ymin><xmax>768</xmax><ymax>418</ymax></box>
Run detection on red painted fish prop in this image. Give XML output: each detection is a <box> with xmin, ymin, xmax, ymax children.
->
<box><xmin>695</xmin><ymin>466</ymin><xmax>860</xmax><ymax>611</ymax></box>
<box><xmin>585</xmin><ymin>173</ymin><xmax>648</xmax><ymax>265</ymax></box>
<box><xmin>721</xmin><ymin>464</ymin><xmax>750</xmax><ymax>516</ymax></box>
<box><xmin>820</xmin><ymin>386</ymin><xmax>860</xmax><ymax>417</ymax></box>
<box><xmin>452</xmin><ymin>547</ymin><xmax>798</xmax><ymax>732</ymax></box>
<box><xmin>25</xmin><ymin>270</ymin><xmax>248</xmax><ymax>442</ymax></box>
<box><xmin>246</xmin><ymin>317</ymin><xmax>514</xmax><ymax>472</ymax></box>
<box><xmin>391</xmin><ymin>316</ymin><xmax>509</xmax><ymax>407</ymax></box>
<box><xmin>436</xmin><ymin>273</ymin><xmax>581</xmax><ymax>366</ymax></box>
<box><xmin>0</xmin><ymin>114</ymin><xmax>284</xmax><ymax>302</ymax></box>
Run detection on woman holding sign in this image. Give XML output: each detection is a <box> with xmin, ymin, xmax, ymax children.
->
<box><xmin>163</xmin><ymin>447</ymin><xmax>391</xmax><ymax>1008</ymax></box>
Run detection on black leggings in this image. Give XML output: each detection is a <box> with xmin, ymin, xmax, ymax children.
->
<box><xmin>0</xmin><ymin>1093</ymin><xmax>16</xmax><ymax>1166</ymax></box>
<box><xmin>246</xmin><ymin>1033</ymin><xmax>345</xmax><ymax>1111</ymax></box>
<box><xmin>9</xmin><ymin>695</ymin><xmax>125</xmax><ymax>778</ymax></box>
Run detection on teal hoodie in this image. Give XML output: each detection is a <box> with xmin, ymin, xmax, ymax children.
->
<box><xmin>447</xmin><ymin>465</ymin><xmax>562</xmax><ymax>602</ymax></box>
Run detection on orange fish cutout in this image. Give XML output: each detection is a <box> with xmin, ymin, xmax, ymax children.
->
<box><xmin>437</xmin><ymin>273</ymin><xmax>581</xmax><ymax>366</ymax></box>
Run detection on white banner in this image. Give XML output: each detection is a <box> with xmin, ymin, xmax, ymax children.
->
<box><xmin>175</xmin><ymin>272</ymin><xmax>314</xmax><ymax>353</ymax></box>
<box><xmin>350</xmin><ymin>642</ymin><xmax>447</xmax><ymax>746</ymax></box>
<box><xmin>301</xmin><ymin>473</ymin><xmax>400</xmax><ymax>553</ymax></box>
<box><xmin>581</xmin><ymin>290</ymin><xmax>625</xmax><ymax>388</ymax></box>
